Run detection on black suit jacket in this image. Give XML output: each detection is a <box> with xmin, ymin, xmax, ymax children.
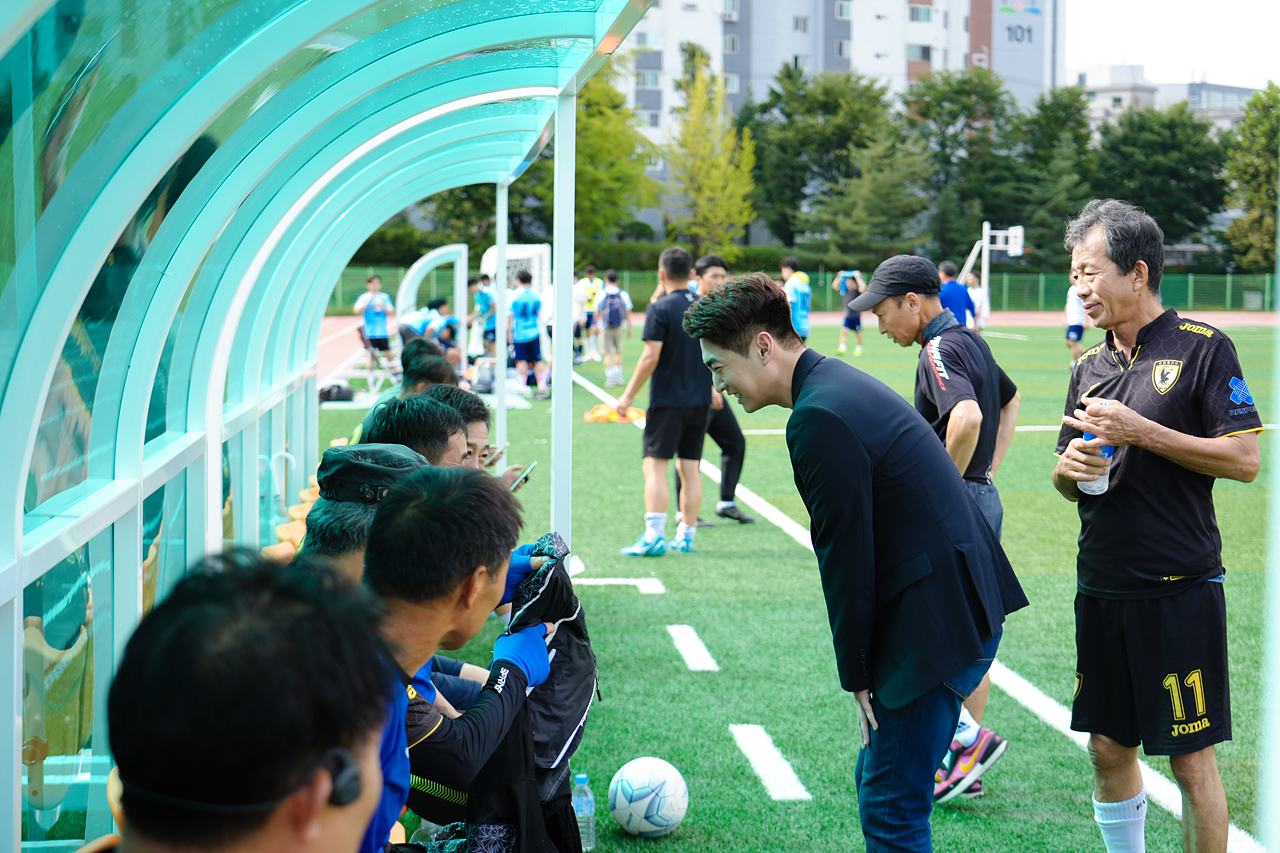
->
<box><xmin>786</xmin><ymin>349</ymin><xmax>1028</xmax><ymax>709</ymax></box>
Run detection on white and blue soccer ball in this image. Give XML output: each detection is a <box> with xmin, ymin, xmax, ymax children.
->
<box><xmin>608</xmin><ymin>757</ymin><xmax>689</xmax><ymax>838</ymax></box>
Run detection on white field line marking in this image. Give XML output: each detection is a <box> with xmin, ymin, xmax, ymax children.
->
<box><xmin>318</xmin><ymin>317</ymin><xmax>365</xmax><ymax>347</ymax></box>
<box><xmin>573</xmin><ymin>370</ymin><xmax>1265</xmax><ymax>841</ymax></box>
<box><xmin>318</xmin><ymin>349</ymin><xmax>365</xmax><ymax>388</ymax></box>
<box><xmin>981</xmin><ymin>331</ymin><xmax>1030</xmax><ymax>340</ymax></box>
<box><xmin>666</xmin><ymin>624</ymin><xmax>720</xmax><ymax>671</ymax></box>
<box><xmin>571</xmin><ymin>577</ymin><xmax>666</xmax><ymax>594</ymax></box>
<box><xmin>989</xmin><ymin>664</ymin><xmax>1264</xmax><ymax>853</ymax></box>
<box><xmin>729</xmin><ymin>724</ymin><xmax>812</xmax><ymax>801</ymax></box>
<box><xmin>573</xmin><ymin>373</ymin><xmax>813</xmax><ymax>550</ymax></box>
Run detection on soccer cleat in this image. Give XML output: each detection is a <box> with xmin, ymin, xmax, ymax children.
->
<box><xmin>715</xmin><ymin>504</ymin><xmax>755</xmax><ymax>523</ymax></box>
<box><xmin>854</xmin><ymin>345</ymin><xmax>863</xmax><ymax>356</ymax></box>
<box><xmin>671</xmin><ymin>536</ymin><xmax>695</xmax><ymax>553</ymax></box>
<box><xmin>620</xmin><ymin>535</ymin><xmax>667</xmax><ymax>557</ymax></box>
<box><xmin>836</xmin><ymin>344</ymin><xmax>847</xmax><ymax>355</ymax></box>
<box><xmin>933</xmin><ymin>727</ymin><xmax>1008</xmax><ymax>804</ymax></box>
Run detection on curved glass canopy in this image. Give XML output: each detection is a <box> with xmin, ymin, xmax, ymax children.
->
<box><xmin>0</xmin><ymin>0</ymin><xmax>646</xmax><ymax>844</ymax></box>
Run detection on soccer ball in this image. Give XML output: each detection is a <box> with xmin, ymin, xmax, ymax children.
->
<box><xmin>607</xmin><ymin>757</ymin><xmax>689</xmax><ymax>838</ymax></box>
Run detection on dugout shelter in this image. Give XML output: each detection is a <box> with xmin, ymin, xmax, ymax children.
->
<box><xmin>0</xmin><ymin>0</ymin><xmax>646</xmax><ymax>845</ymax></box>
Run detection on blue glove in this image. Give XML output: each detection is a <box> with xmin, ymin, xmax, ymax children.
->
<box><xmin>492</xmin><ymin>624</ymin><xmax>550</xmax><ymax>687</ymax></box>
<box><xmin>502</xmin><ymin>544</ymin><xmax>538</xmax><ymax>605</ymax></box>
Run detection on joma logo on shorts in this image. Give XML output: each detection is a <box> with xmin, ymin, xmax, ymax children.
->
<box><xmin>1171</xmin><ymin>718</ymin><xmax>1210</xmax><ymax>737</ymax></box>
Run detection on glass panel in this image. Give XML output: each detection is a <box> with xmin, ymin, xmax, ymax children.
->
<box><xmin>21</xmin><ymin>525</ymin><xmax>113</xmax><ymax>846</ymax></box>
<box><xmin>143</xmin><ymin>469</ymin><xmax>189</xmax><ymax>617</ymax></box>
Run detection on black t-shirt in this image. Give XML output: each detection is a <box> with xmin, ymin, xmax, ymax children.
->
<box><xmin>915</xmin><ymin>325</ymin><xmax>1017</xmax><ymax>483</ymax></box>
<box><xmin>643</xmin><ymin>288</ymin><xmax>712</xmax><ymax>408</ymax></box>
<box><xmin>1055</xmin><ymin>309</ymin><xmax>1263</xmax><ymax>599</ymax></box>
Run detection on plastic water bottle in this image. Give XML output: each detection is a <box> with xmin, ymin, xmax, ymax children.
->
<box><xmin>572</xmin><ymin>773</ymin><xmax>596</xmax><ymax>851</ymax></box>
<box><xmin>1078</xmin><ymin>431</ymin><xmax>1114</xmax><ymax>495</ymax></box>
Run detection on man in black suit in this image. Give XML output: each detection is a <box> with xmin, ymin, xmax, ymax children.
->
<box><xmin>683</xmin><ymin>273</ymin><xmax>1028</xmax><ymax>852</ymax></box>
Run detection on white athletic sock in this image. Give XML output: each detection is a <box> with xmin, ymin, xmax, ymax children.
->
<box><xmin>716</xmin><ymin>500</ymin><xmax>735</xmax><ymax>512</ymax></box>
<box><xmin>644</xmin><ymin>512</ymin><xmax>667</xmax><ymax>542</ymax></box>
<box><xmin>953</xmin><ymin>705</ymin><xmax>980</xmax><ymax>746</ymax></box>
<box><xmin>1093</xmin><ymin>790</ymin><xmax>1147</xmax><ymax>853</ymax></box>
<box><xmin>676</xmin><ymin>521</ymin><xmax>696</xmax><ymax>541</ymax></box>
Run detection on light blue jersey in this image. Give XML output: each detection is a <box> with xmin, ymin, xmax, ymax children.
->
<box><xmin>475</xmin><ymin>287</ymin><xmax>496</xmax><ymax>331</ymax></box>
<box><xmin>785</xmin><ymin>277</ymin><xmax>812</xmax><ymax>337</ymax></box>
<box><xmin>509</xmin><ymin>288</ymin><xmax>542</xmax><ymax>343</ymax></box>
<box><xmin>359</xmin><ymin>292</ymin><xmax>394</xmax><ymax>338</ymax></box>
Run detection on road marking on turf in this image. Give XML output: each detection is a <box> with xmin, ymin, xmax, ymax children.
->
<box><xmin>571</xmin><ymin>577</ymin><xmax>666</xmax><ymax>594</ymax></box>
<box><xmin>666</xmin><ymin>625</ymin><xmax>720</xmax><ymax>671</ymax></box>
<box><xmin>729</xmin><ymin>725</ymin><xmax>812</xmax><ymax>801</ymax></box>
<box><xmin>989</xmin><ymin>660</ymin><xmax>1264</xmax><ymax>853</ymax></box>
<box><xmin>574</xmin><ymin>369</ymin><xmax>1263</xmax><ymax>842</ymax></box>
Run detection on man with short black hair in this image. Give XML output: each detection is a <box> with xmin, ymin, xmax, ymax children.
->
<box><xmin>852</xmin><ymin>254</ymin><xmax>1022</xmax><ymax>802</ymax></box>
<box><xmin>509</xmin><ymin>270</ymin><xmax>549</xmax><ymax>397</ymax></box>
<box><xmin>362</xmin><ymin>395</ymin><xmax>468</xmax><ymax>467</ymax></box>
<box><xmin>350</xmin><ymin>338</ymin><xmax>454</xmax><ymax>443</ymax></box>
<box><xmin>672</xmin><ymin>254</ymin><xmax>753</xmax><ymax>525</ymax></box>
<box><xmin>684</xmin><ymin>273</ymin><xmax>1026</xmax><ymax>853</ymax></box>
<box><xmin>616</xmin><ymin>246</ymin><xmax>719</xmax><ymax>555</ymax></box>
<box><xmin>781</xmin><ymin>256</ymin><xmax>812</xmax><ymax>344</ymax></box>
<box><xmin>938</xmin><ymin>261</ymin><xmax>977</xmax><ymax>332</ymax></box>
<box><xmin>1052</xmin><ymin>199</ymin><xmax>1261</xmax><ymax>853</ymax></box>
<box><xmin>363</xmin><ymin>466</ymin><xmax>551</xmax><ymax>853</ymax></box>
<box><xmin>422</xmin><ymin>383</ymin><xmax>525</xmax><ymax>488</ymax></box>
<box><xmin>594</xmin><ymin>270</ymin><xmax>634</xmax><ymax>387</ymax></box>
<box><xmin>109</xmin><ymin>551</ymin><xmax>391</xmax><ymax>853</ymax></box>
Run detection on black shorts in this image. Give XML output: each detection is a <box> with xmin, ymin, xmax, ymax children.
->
<box><xmin>368</xmin><ymin>336</ymin><xmax>390</xmax><ymax>352</ymax></box>
<box><xmin>642</xmin><ymin>406</ymin><xmax>708</xmax><ymax>460</ymax></box>
<box><xmin>843</xmin><ymin>313</ymin><xmax>861</xmax><ymax>331</ymax></box>
<box><xmin>1072</xmin><ymin>581</ymin><xmax>1230</xmax><ymax>755</ymax></box>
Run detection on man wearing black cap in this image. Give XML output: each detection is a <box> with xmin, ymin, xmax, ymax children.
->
<box><xmin>683</xmin><ymin>273</ymin><xmax>1026</xmax><ymax>853</ymax></box>
<box><xmin>851</xmin><ymin>254</ymin><xmax>1022</xmax><ymax>803</ymax></box>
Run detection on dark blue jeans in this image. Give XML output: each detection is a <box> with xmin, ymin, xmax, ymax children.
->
<box><xmin>964</xmin><ymin>480</ymin><xmax>1003</xmax><ymax>542</ymax></box>
<box><xmin>854</xmin><ymin>629</ymin><xmax>1001</xmax><ymax>852</ymax></box>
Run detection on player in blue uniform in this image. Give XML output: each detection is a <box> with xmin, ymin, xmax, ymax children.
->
<box><xmin>508</xmin><ymin>270</ymin><xmax>548</xmax><ymax>397</ymax></box>
<box><xmin>781</xmin><ymin>256</ymin><xmax>812</xmax><ymax>343</ymax></box>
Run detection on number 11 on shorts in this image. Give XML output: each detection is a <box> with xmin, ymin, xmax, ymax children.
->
<box><xmin>1163</xmin><ymin>669</ymin><xmax>1206</xmax><ymax>722</ymax></box>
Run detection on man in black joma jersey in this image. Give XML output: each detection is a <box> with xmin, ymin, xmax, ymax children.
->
<box><xmin>1052</xmin><ymin>199</ymin><xmax>1262</xmax><ymax>853</ymax></box>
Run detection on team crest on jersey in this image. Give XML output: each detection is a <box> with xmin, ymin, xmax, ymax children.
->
<box><xmin>1152</xmin><ymin>360</ymin><xmax>1182</xmax><ymax>395</ymax></box>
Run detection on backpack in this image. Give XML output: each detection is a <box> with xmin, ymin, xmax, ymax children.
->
<box><xmin>600</xmin><ymin>291</ymin><xmax>626</xmax><ymax>328</ymax></box>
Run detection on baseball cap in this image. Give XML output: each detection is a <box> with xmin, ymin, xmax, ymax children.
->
<box><xmin>846</xmin><ymin>255</ymin><xmax>941</xmax><ymax>312</ymax></box>
<box><xmin>317</xmin><ymin>443</ymin><xmax>429</xmax><ymax>503</ymax></box>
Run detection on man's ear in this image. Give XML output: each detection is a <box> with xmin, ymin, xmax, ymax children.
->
<box><xmin>280</xmin><ymin>766</ymin><xmax>332</xmax><ymax>841</ymax></box>
<box><xmin>458</xmin><ymin>564</ymin><xmax>492</xmax><ymax>610</ymax></box>
<box><xmin>1132</xmin><ymin>260</ymin><xmax>1149</xmax><ymax>291</ymax></box>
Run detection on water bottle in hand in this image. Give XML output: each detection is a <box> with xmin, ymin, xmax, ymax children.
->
<box><xmin>1078</xmin><ymin>431</ymin><xmax>1114</xmax><ymax>495</ymax></box>
<box><xmin>572</xmin><ymin>773</ymin><xmax>596</xmax><ymax>851</ymax></box>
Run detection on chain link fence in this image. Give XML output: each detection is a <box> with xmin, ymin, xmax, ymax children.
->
<box><xmin>329</xmin><ymin>267</ymin><xmax>1275</xmax><ymax>316</ymax></box>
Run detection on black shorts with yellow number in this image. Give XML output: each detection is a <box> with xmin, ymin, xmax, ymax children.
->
<box><xmin>1072</xmin><ymin>581</ymin><xmax>1230</xmax><ymax>756</ymax></box>
<box><xmin>642</xmin><ymin>406</ymin><xmax>708</xmax><ymax>460</ymax></box>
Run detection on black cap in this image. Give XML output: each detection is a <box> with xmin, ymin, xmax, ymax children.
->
<box><xmin>316</xmin><ymin>444</ymin><xmax>429</xmax><ymax>503</ymax></box>
<box><xmin>846</xmin><ymin>255</ymin><xmax>941</xmax><ymax>311</ymax></box>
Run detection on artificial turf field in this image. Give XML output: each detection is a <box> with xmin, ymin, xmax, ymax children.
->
<box><xmin>320</xmin><ymin>321</ymin><xmax>1273</xmax><ymax>852</ymax></box>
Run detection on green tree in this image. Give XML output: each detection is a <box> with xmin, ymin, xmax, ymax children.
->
<box><xmin>666</xmin><ymin>67</ymin><xmax>756</xmax><ymax>258</ymax></box>
<box><xmin>1024</xmin><ymin>131</ymin><xmax>1093</xmax><ymax>271</ymax></box>
<box><xmin>529</xmin><ymin>56</ymin><xmax>659</xmax><ymax>242</ymax></box>
<box><xmin>904</xmin><ymin>68</ymin><xmax>1022</xmax><ymax>262</ymax></box>
<box><xmin>673</xmin><ymin>40</ymin><xmax>713</xmax><ymax>98</ymax></box>
<box><xmin>1223</xmin><ymin>82</ymin><xmax>1279</xmax><ymax>273</ymax></box>
<box><xmin>800</xmin><ymin>126</ymin><xmax>931</xmax><ymax>271</ymax></box>
<box><xmin>1021</xmin><ymin>86</ymin><xmax>1095</xmax><ymax>183</ymax></box>
<box><xmin>737</xmin><ymin>65</ymin><xmax>892</xmax><ymax>246</ymax></box>
<box><xmin>1093</xmin><ymin>102</ymin><xmax>1227</xmax><ymax>244</ymax></box>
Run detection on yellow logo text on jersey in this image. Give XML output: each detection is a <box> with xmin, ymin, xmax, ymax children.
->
<box><xmin>1179</xmin><ymin>322</ymin><xmax>1214</xmax><ymax>338</ymax></box>
<box><xmin>1152</xmin><ymin>360</ymin><xmax>1183</xmax><ymax>395</ymax></box>
<box><xmin>1171</xmin><ymin>718</ymin><xmax>1210</xmax><ymax>737</ymax></box>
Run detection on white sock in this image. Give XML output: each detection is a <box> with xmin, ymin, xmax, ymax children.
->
<box><xmin>644</xmin><ymin>512</ymin><xmax>667</xmax><ymax>542</ymax></box>
<box><xmin>953</xmin><ymin>706</ymin><xmax>979</xmax><ymax>747</ymax></box>
<box><xmin>1093</xmin><ymin>790</ymin><xmax>1147</xmax><ymax>853</ymax></box>
<box><xmin>716</xmin><ymin>500</ymin><xmax>735</xmax><ymax>512</ymax></box>
<box><xmin>676</xmin><ymin>521</ymin><xmax>696</xmax><ymax>541</ymax></box>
